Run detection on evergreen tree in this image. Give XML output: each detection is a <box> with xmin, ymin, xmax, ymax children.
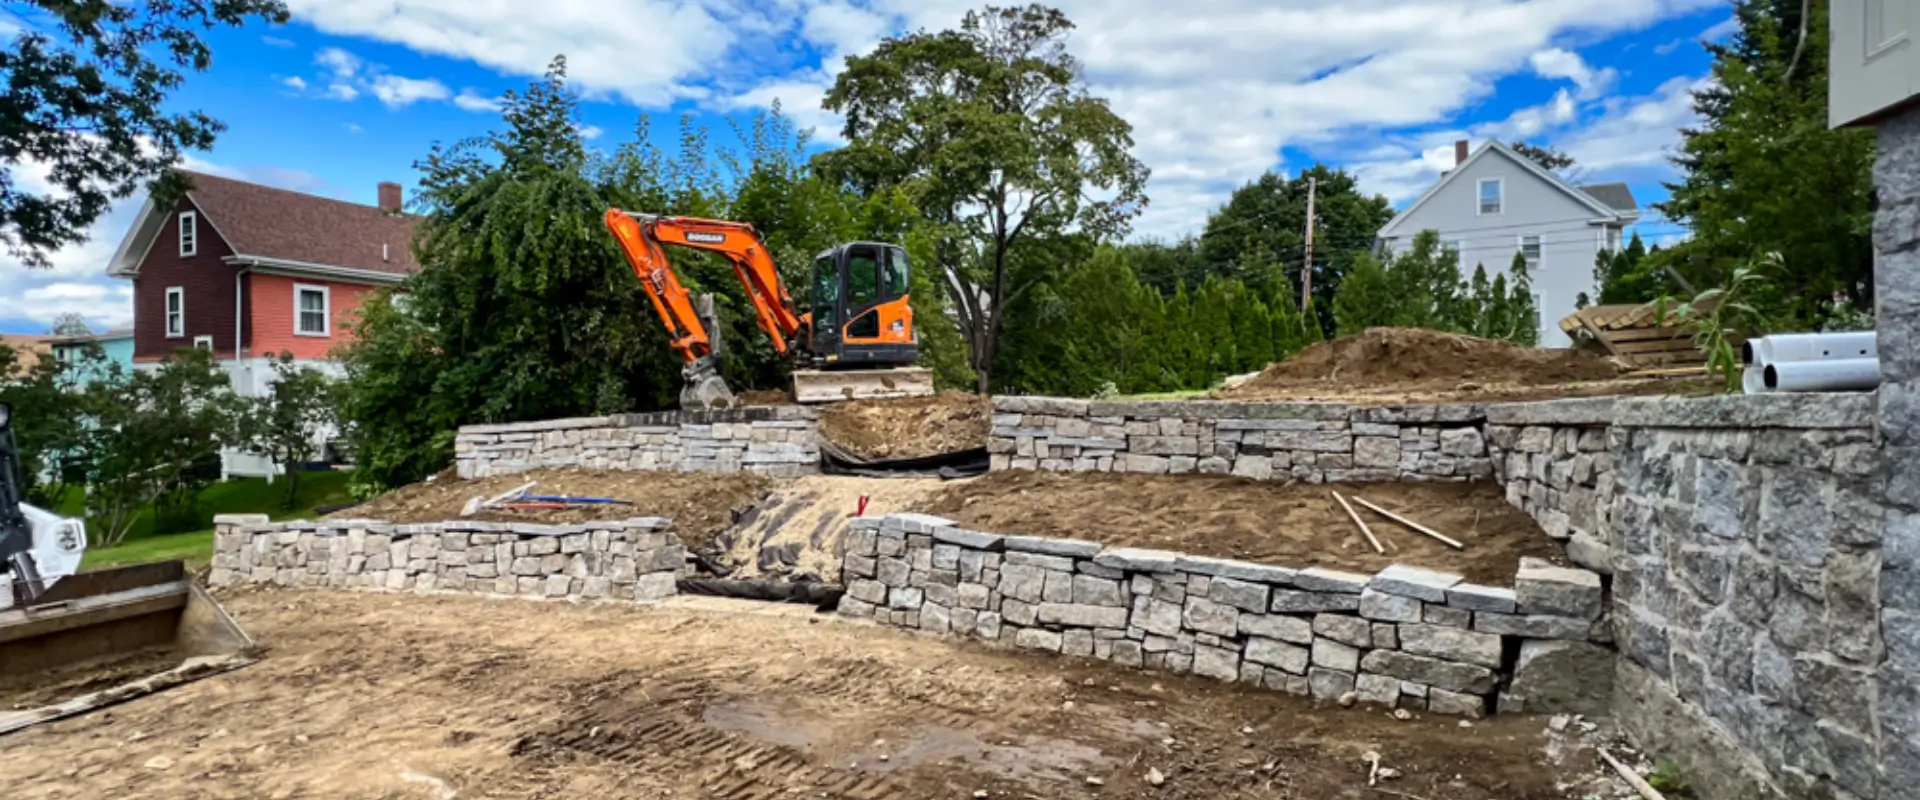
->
<box><xmin>1332</xmin><ymin>253</ymin><xmax>1397</xmax><ymax>337</ymax></box>
<box><xmin>1384</xmin><ymin>231</ymin><xmax>1463</xmax><ymax>330</ymax></box>
<box><xmin>1487</xmin><ymin>273</ymin><xmax>1513</xmax><ymax>340</ymax></box>
<box><xmin>1468</xmin><ymin>264</ymin><xmax>1495</xmax><ymax>338</ymax></box>
<box><xmin>1506</xmin><ymin>252</ymin><xmax>1541</xmax><ymax>346</ymax></box>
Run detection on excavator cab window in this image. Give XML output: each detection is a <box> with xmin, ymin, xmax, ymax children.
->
<box><xmin>883</xmin><ymin>247</ymin><xmax>910</xmax><ymax>298</ymax></box>
<box><xmin>847</xmin><ymin>246</ymin><xmax>881</xmax><ymax>305</ymax></box>
<box><xmin>812</xmin><ymin>255</ymin><xmax>838</xmax><ymax>334</ymax></box>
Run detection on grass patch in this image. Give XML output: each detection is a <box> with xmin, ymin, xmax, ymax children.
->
<box><xmin>77</xmin><ymin>470</ymin><xmax>355</xmax><ymax>571</ymax></box>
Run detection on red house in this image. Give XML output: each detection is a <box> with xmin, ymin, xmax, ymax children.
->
<box><xmin>105</xmin><ymin>171</ymin><xmax>419</xmax><ymax>474</ymax></box>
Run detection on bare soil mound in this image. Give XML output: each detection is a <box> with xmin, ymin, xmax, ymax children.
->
<box><xmin>1220</xmin><ymin>327</ymin><xmax>1661</xmax><ymax>403</ymax></box>
<box><xmin>817</xmin><ymin>390</ymin><xmax>990</xmax><ymax>460</ymax></box>
<box><xmin>922</xmin><ymin>471</ymin><xmax>1561</xmax><ymax>584</ymax></box>
<box><xmin>735</xmin><ymin>388</ymin><xmax>795</xmax><ymax>406</ymax></box>
<box><xmin>341</xmin><ymin>468</ymin><xmax>769</xmax><ymax>552</ymax></box>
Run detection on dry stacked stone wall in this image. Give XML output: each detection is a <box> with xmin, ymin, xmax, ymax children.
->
<box><xmin>839</xmin><ymin>513</ymin><xmax>1614</xmax><ymax>718</ymax></box>
<box><xmin>209</xmin><ymin>513</ymin><xmax>686</xmax><ymax>603</ymax></box>
<box><xmin>454</xmin><ymin>406</ymin><xmax>819</xmax><ymax>479</ymax></box>
<box><xmin>1485</xmin><ymin>397</ymin><xmax>1619</xmax><ymax>575</ymax></box>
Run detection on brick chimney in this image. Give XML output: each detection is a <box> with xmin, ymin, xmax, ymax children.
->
<box><xmin>1454</xmin><ymin>140</ymin><xmax>1470</xmax><ymax>167</ymax></box>
<box><xmin>377</xmin><ymin>181</ymin><xmax>402</xmax><ymax>213</ymax></box>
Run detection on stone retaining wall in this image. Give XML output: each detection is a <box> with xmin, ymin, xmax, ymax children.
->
<box><xmin>453</xmin><ymin>406</ymin><xmax>819</xmax><ymax>479</ymax></box>
<box><xmin>208</xmin><ymin>513</ymin><xmax>686</xmax><ymax>602</ymax></box>
<box><xmin>1485</xmin><ymin>397</ymin><xmax>1619</xmax><ymax>574</ymax></box>
<box><xmin>839</xmin><ymin>513</ymin><xmax>1614</xmax><ymax>718</ymax></box>
<box><xmin>989</xmin><ymin>397</ymin><xmax>1497</xmax><ymax>482</ymax></box>
<box><xmin>1601</xmin><ymin>393</ymin><xmax>1897</xmax><ymax>800</ymax></box>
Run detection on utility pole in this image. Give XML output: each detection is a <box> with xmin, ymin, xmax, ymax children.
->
<box><xmin>1301</xmin><ymin>176</ymin><xmax>1317</xmax><ymax>312</ymax></box>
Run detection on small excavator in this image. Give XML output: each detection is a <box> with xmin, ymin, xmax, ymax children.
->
<box><xmin>604</xmin><ymin>210</ymin><xmax>934</xmax><ymax>408</ymax></box>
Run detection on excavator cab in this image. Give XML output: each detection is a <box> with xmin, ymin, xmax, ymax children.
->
<box><xmin>808</xmin><ymin>242</ymin><xmax>918</xmax><ymax>368</ymax></box>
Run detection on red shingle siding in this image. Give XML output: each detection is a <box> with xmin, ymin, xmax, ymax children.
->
<box><xmin>247</xmin><ymin>273</ymin><xmax>376</xmax><ymax>360</ymax></box>
<box><xmin>132</xmin><ymin>197</ymin><xmax>243</xmax><ymax>362</ymax></box>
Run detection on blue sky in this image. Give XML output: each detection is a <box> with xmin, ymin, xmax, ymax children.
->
<box><xmin>0</xmin><ymin>0</ymin><xmax>1738</xmax><ymax>334</ymax></box>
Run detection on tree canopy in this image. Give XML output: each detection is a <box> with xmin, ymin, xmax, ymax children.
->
<box><xmin>1195</xmin><ymin>165</ymin><xmax>1392</xmax><ymax>331</ymax></box>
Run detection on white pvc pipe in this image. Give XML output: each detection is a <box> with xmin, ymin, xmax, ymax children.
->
<box><xmin>1742</xmin><ymin>365</ymin><xmax>1767</xmax><ymax>395</ymax></box>
<box><xmin>1757</xmin><ymin>332</ymin><xmax>1877</xmax><ymax>364</ymax></box>
<box><xmin>1763</xmin><ymin>358</ymin><xmax>1882</xmax><ymax>392</ymax></box>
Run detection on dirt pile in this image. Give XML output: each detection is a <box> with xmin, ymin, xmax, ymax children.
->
<box><xmin>341</xmin><ymin>468</ymin><xmax>769</xmax><ymax>551</ymax></box>
<box><xmin>1219</xmin><ymin>327</ymin><xmax>1666</xmax><ymax>403</ymax></box>
<box><xmin>714</xmin><ymin>475</ymin><xmax>946</xmax><ymax>581</ymax></box>
<box><xmin>922</xmin><ymin>471</ymin><xmax>1561</xmax><ymax>583</ymax></box>
<box><xmin>817</xmin><ymin>390</ymin><xmax>990</xmax><ymax>460</ymax></box>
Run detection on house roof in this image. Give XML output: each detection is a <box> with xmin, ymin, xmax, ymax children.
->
<box><xmin>1578</xmin><ymin>183</ymin><xmax>1638</xmax><ymax>213</ymax></box>
<box><xmin>107</xmin><ymin>171</ymin><xmax>419</xmax><ymax>281</ymax></box>
<box><xmin>0</xmin><ymin>334</ymin><xmax>52</xmax><ymax>369</ymax></box>
<box><xmin>1377</xmin><ymin>141</ymin><xmax>1638</xmax><ymax>238</ymax></box>
<box><xmin>43</xmin><ymin>328</ymin><xmax>133</xmax><ymax>345</ymax></box>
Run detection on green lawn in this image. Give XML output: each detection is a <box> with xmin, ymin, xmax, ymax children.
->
<box><xmin>78</xmin><ymin>470</ymin><xmax>354</xmax><ymax>571</ymax></box>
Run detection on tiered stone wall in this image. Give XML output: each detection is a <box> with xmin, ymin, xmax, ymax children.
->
<box><xmin>454</xmin><ymin>406</ymin><xmax>819</xmax><ymax>479</ymax></box>
<box><xmin>989</xmin><ymin>397</ymin><xmax>1495</xmax><ymax>482</ymax></box>
<box><xmin>209</xmin><ymin>513</ymin><xmax>685</xmax><ymax>602</ymax></box>
<box><xmin>838</xmin><ymin>513</ymin><xmax>1614</xmax><ymax>718</ymax></box>
<box><xmin>1602</xmin><ymin>393</ymin><xmax>1897</xmax><ymax>800</ymax></box>
<box><xmin>1485</xmin><ymin>397</ymin><xmax>1618</xmax><ymax>574</ymax></box>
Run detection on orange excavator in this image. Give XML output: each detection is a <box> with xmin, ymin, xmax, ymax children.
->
<box><xmin>604</xmin><ymin>210</ymin><xmax>933</xmax><ymax>408</ymax></box>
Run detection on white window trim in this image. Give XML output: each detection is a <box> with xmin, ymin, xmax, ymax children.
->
<box><xmin>165</xmin><ymin>286</ymin><xmax>185</xmax><ymax>338</ymax></box>
<box><xmin>294</xmin><ymin>283</ymin><xmax>331</xmax><ymax>337</ymax></box>
<box><xmin>179</xmin><ymin>211</ymin><xmax>198</xmax><ymax>257</ymax></box>
<box><xmin>1477</xmin><ymin>178</ymin><xmax>1503</xmax><ymax>216</ymax></box>
<box><xmin>1519</xmin><ymin>234</ymin><xmax>1544</xmax><ymax>265</ymax></box>
<box><xmin>192</xmin><ymin>334</ymin><xmax>213</xmax><ymax>351</ymax></box>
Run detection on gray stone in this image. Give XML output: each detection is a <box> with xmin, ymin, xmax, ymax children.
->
<box><xmin>1311</xmin><ymin>638</ymin><xmax>1360</xmax><ymax>672</ymax></box>
<box><xmin>1439</xmin><ymin>428</ymin><xmax>1485</xmax><ymax>456</ymax></box>
<box><xmin>1369</xmin><ymin>564</ymin><xmax>1463</xmax><ymax>602</ymax></box>
<box><xmin>1825</xmin><ymin>549</ymin><xmax>1884</xmax><ymax>664</ymax></box>
<box><xmin>1042</xmin><ymin>569</ymin><xmax>1074</xmax><ymax>603</ymax></box>
<box><xmin>1240</xmin><ymin>613</ymin><xmax>1313</xmax><ymax>644</ymax></box>
<box><xmin>1183</xmin><ymin>597</ymin><xmax>1240</xmax><ymax>636</ymax></box>
<box><xmin>877</xmin><ymin>557</ymin><xmax>911</xmax><ymax>587</ymax></box>
<box><xmin>1359</xmin><ymin>650</ymin><xmax>1495</xmax><ymax>694</ymax></box>
<box><xmin>1792</xmin><ymin>655</ymin><xmax>1874</xmax><ymax>721</ymax></box>
<box><xmin>888</xmin><ymin>587</ymin><xmax>924</xmax><ymax>610</ymax></box>
<box><xmin>975</xmin><ymin>611</ymin><xmax>1002</xmax><ymax>640</ymax></box>
<box><xmin>933</xmin><ymin>527</ymin><xmax>1004</xmax><ymax>550</ymax></box>
<box><xmin>1757</xmin><ymin>468</ymin><xmax>1835</xmax><ymax>568</ymax></box>
<box><xmin>1354</xmin><ymin>673</ymin><xmax>1401</xmax><ymax>706</ymax></box>
<box><xmin>1229</xmin><ymin>455</ymin><xmax>1273</xmax><ymax>480</ymax></box>
<box><xmin>1506</xmin><ymin>640</ymin><xmax>1614</xmax><ymax>716</ymax></box>
<box><xmin>999</xmin><ymin>564</ymin><xmax>1046</xmax><ymax>603</ymax></box>
<box><xmin>1564</xmin><ymin>533</ymin><xmax>1612</xmax><ymax>574</ymax></box>
<box><xmin>1137</xmin><ymin>598</ymin><xmax>1184</xmax><ymax>637</ymax></box>
<box><xmin>920</xmin><ymin>603</ymin><xmax>952</xmax><ymax>634</ymax></box>
<box><xmin>1372</xmin><ymin>623</ymin><xmax>1398</xmax><ymax>650</ymax></box>
<box><xmin>1473</xmin><ymin>611</ymin><xmax>1592</xmax><ymax>640</ymax></box>
<box><xmin>1005</xmin><ymin>550</ymin><xmax>1076</xmax><ymax>572</ymax></box>
<box><xmin>1245</xmin><ymin>637</ymin><xmax>1310</xmax><ymax>674</ymax></box>
<box><xmin>1174</xmin><ymin>555</ymin><xmax>1297</xmax><ymax>585</ymax></box>
<box><xmin>1311</xmin><ymin>614</ymin><xmax>1372</xmax><ymax>648</ymax></box>
<box><xmin>957</xmin><ymin>582</ymin><xmax>991</xmax><ymax>609</ymax></box>
<box><xmin>1061</xmin><ymin>629</ymin><xmax>1095</xmax><ymax>657</ymax></box>
<box><xmin>1272</xmin><ymin>589</ymin><xmax>1361</xmax><ymax>613</ymax></box>
<box><xmin>1001</xmin><ymin>598</ymin><xmax>1038</xmax><ymax>626</ymax></box>
<box><xmin>1109</xmin><ymin>640</ymin><xmax>1144</xmax><ymax>667</ymax></box>
<box><xmin>1359</xmin><ymin>588</ymin><xmax>1423</xmax><ymax>622</ymax></box>
<box><xmin>1094</xmin><ymin>547</ymin><xmax>1182</xmax><ymax>573</ymax></box>
<box><xmin>1072</xmin><ymin>574</ymin><xmax>1126</xmax><ymax>607</ymax></box>
<box><xmin>1207</xmin><ymin>577</ymin><xmax>1270</xmax><ymax>612</ymax></box>
<box><xmin>1354</xmin><ymin>436</ymin><xmax>1400</xmax><ymax>468</ymax></box>
<box><xmin>635</xmin><ymin>572</ymin><xmax>676</xmax><ymax>601</ymax></box>
<box><xmin>1426</xmin><ymin>689</ymin><xmax>1485</xmax><ymax>718</ymax></box>
<box><xmin>1444</xmin><ymin>583</ymin><xmax>1517</xmax><ymax>613</ymax></box>
<box><xmin>1308</xmin><ymin>667</ymin><xmax>1356</xmax><ymax>700</ymax></box>
<box><xmin>1397</xmin><ymin>624</ymin><xmax>1502</xmax><ymax>668</ymax></box>
<box><xmin>1422</xmin><ymin>604</ymin><xmax>1471</xmax><ymax>628</ymax></box>
<box><xmin>1002</xmin><ymin>535</ymin><xmax>1103</xmax><ymax>558</ymax></box>
<box><xmin>1691</xmin><ymin>459</ymin><xmax>1749</xmax><ymax>540</ymax></box>
<box><xmin>1037</xmin><ymin>603</ymin><xmax>1130</xmax><ymax>629</ymax></box>
<box><xmin>1015</xmin><ymin>628</ymin><xmax>1063</xmax><ymax>652</ymax></box>
<box><xmin>847</xmin><ymin>579</ymin><xmax>888</xmax><ymax>605</ymax></box>
<box><xmin>1293</xmin><ymin>567</ymin><xmax>1370</xmax><ymax>593</ymax></box>
<box><xmin>1192</xmin><ymin>644</ymin><xmax>1241</xmax><ymax>681</ymax></box>
<box><xmin>1515</xmin><ymin>562</ymin><xmax>1604</xmax><ymax>619</ymax></box>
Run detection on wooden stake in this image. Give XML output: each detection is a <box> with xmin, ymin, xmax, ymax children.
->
<box><xmin>1334</xmin><ymin>491</ymin><xmax>1385</xmax><ymax>554</ymax></box>
<box><xmin>1598</xmin><ymin>749</ymin><xmax>1668</xmax><ymax>800</ymax></box>
<box><xmin>1351</xmin><ymin>496</ymin><xmax>1465</xmax><ymax>550</ymax></box>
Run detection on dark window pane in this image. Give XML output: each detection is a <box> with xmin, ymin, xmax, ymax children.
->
<box><xmin>848</xmin><ymin>247</ymin><xmax>880</xmax><ymax>305</ymax></box>
<box><xmin>846</xmin><ymin>309</ymin><xmax>879</xmax><ymax>339</ymax></box>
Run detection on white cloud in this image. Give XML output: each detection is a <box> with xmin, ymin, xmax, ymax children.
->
<box><xmin>1702</xmin><ymin>16</ymin><xmax>1740</xmax><ymax>40</ymax></box>
<box><xmin>1559</xmin><ymin>75</ymin><xmax>1707</xmax><ymax>173</ymax></box>
<box><xmin>324</xmin><ymin>82</ymin><xmax>359</xmax><ymax>101</ymax></box>
<box><xmin>577</xmin><ymin>124</ymin><xmax>604</xmax><ymax>140</ymax></box>
<box><xmin>316</xmin><ymin>46</ymin><xmax>362</xmax><ymax>78</ymax></box>
<box><xmin>282</xmin><ymin>75</ymin><xmax>308</xmax><ymax>90</ymax></box>
<box><xmin>452</xmin><ymin>89</ymin><xmax>502</xmax><ymax>113</ymax></box>
<box><xmin>370</xmin><ymin>74</ymin><xmax>452</xmax><ymax>108</ymax></box>
<box><xmin>262</xmin><ymin>35</ymin><xmax>296</xmax><ymax>48</ymax></box>
<box><xmin>345</xmin><ymin>122</ymin><xmax>364</xmax><ymax>133</ymax></box>
<box><xmin>1529</xmin><ymin>48</ymin><xmax>1618</xmax><ymax>100</ymax></box>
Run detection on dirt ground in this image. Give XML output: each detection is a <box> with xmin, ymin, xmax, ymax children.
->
<box><xmin>715</xmin><ymin>475</ymin><xmax>948</xmax><ymax>580</ymax></box>
<box><xmin>341</xmin><ymin>469</ymin><xmax>770</xmax><ymax>552</ymax></box>
<box><xmin>924</xmin><ymin>472</ymin><xmax>1562</xmax><ymax>584</ymax></box>
<box><xmin>818</xmin><ymin>390</ymin><xmax>992</xmax><ymax>460</ymax></box>
<box><xmin>1217</xmin><ymin>327</ymin><xmax>1708</xmax><ymax>404</ymax></box>
<box><xmin>2</xmin><ymin>589</ymin><xmax>1634</xmax><ymax>800</ymax></box>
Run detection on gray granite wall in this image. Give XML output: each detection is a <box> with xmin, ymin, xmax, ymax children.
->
<box><xmin>209</xmin><ymin>513</ymin><xmax>685</xmax><ymax>602</ymax></box>
<box><xmin>1604</xmin><ymin>393</ymin><xmax>1896</xmax><ymax>800</ymax></box>
<box><xmin>840</xmin><ymin>513</ymin><xmax>1614</xmax><ymax>718</ymax></box>
<box><xmin>1485</xmin><ymin>398</ymin><xmax>1619</xmax><ymax>574</ymax></box>
<box><xmin>453</xmin><ymin>406</ymin><xmax>819</xmax><ymax>479</ymax></box>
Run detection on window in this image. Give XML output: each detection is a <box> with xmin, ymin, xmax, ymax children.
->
<box><xmin>811</xmin><ymin>255</ymin><xmax>838</xmax><ymax>334</ymax></box>
<box><xmin>178</xmin><ymin>211</ymin><xmax>197</xmax><ymax>257</ymax></box>
<box><xmin>1520</xmin><ymin>235</ymin><xmax>1542</xmax><ymax>266</ymax></box>
<box><xmin>295</xmin><ymin>284</ymin><xmax>330</xmax><ymax>336</ymax></box>
<box><xmin>846</xmin><ymin>246</ymin><xmax>881</xmax><ymax>305</ymax></box>
<box><xmin>165</xmin><ymin>287</ymin><xmax>185</xmax><ymax>338</ymax></box>
<box><xmin>1443</xmin><ymin>240</ymin><xmax>1463</xmax><ymax>263</ymax></box>
<box><xmin>884</xmin><ymin>248</ymin><xmax>910</xmax><ymax>299</ymax></box>
<box><xmin>193</xmin><ymin>335</ymin><xmax>213</xmax><ymax>351</ymax></box>
<box><xmin>1477</xmin><ymin>179</ymin><xmax>1503</xmax><ymax>215</ymax></box>
<box><xmin>1607</xmin><ymin>227</ymin><xmax>1623</xmax><ymax>252</ymax></box>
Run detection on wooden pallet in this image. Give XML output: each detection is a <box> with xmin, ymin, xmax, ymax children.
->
<box><xmin>1559</xmin><ymin>298</ymin><xmax>1730</xmax><ymax>373</ymax></box>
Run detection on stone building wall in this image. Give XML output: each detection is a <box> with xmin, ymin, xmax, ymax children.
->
<box><xmin>839</xmin><ymin>513</ymin><xmax>1614</xmax><ymax>718</ymax></box>
<box><xmin>208</xmin><ymin>513</ymin><xmax>685</xmax><ymax>603</ymax></box>
<box><xmin>453</xmin><ymin>406</ymin><xmax>819</xmax><ymax>479</ymax></box>
<box><xmin>989</xmin><ymin>397</ymin><xmax>1496</xmax><ymax>482</ymax></box>
<box><xmin>1602</xmin><ymin>393</ymin><xmax>1895</xmax><ymax>800</ymax></box>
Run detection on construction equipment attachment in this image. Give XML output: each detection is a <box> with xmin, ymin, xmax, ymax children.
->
<box><xmin>0</xmin><ymin>559</ymin><xmax>255</xmax><ymax>736</ymax></box>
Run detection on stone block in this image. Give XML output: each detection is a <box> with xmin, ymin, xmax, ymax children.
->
<box><xmin>1311</xmin><ymin>638</ymin><xmax>1360</xmax><ymax>672</ymax></box>
<box><xmin>1294</xmin><ymin>567</ymin><xmax>1370</xmax><ymax>593</ymax></box>
<box><xmin>1015</xmin><ymin>628</ymin><xmax>1063</xmax><ymax>652</ymax></box>
<box><xmin>1397</xmin><ymin>623</ymin><xmax>1502</xmax><ymax>668</ymax></box>
<box><xmin>1183</xmin><ymin>597</ymin><xmax>1240</xmax><ymax>636</ymax></box>
<box><xmin>1063</xmin><ymin>574</ymin><xmax>1119</xmax><ymax>607</ymax></box>
<box><xmin>635</xmin><ymin>572</ymin><xmax>676</xmax><ymax>601</ymax></box>
<box><xmin>847</xmin><ymin>579</ymin><xmax>887</xmax><ymax>605</ymax></box>
<box><xmin>920</xmin><ymin>603</ymin><xmax>952</xmax><ymax>634</ymax></box>
<box><xmin>1005</xmin><ymin>550</ymin><xmax>1076</xmax><ymax>571</ymax></box>
<box><xmin>1353</xmin><ymin>436</ymin><xmax>1400</xmax><ymax>468</ymax></box>
<box><xmin>1564</xmin><ymin>533</ymin><xmax>1612</xmax><ymax>575</ymax></box>
<box><xmin>877</xmin><ymin>557</ymin><xmax>911</xmax><ymax>587</ymax></box>
<box><xmin>1372</xmin><ymin>623</ymin><xmax>1398</xmax><ymax>650</ymax></box>
<box><xmin>1359</xmin><ymin>588</ymin><xmax>1423</xmax><ymax>622</ymax></box>
<box><xmin>1002</xmin><ymin>535</ymin><xmax>1103</xmax><ymax>558</ymax></box>
<box><xmin>1792</xmin><ymin>655</ymin><xmax>1874</xmax><ymax>721</ymax></box>
<box><xmin>1094</xmin><ymin>547</ymin><xmax>1181</xmax><ymax>573</ymax></box>
<box><xmin>1507</xmin><ymin>639</ymin><xmax>1614</xmax><ymax>715</ymax></box>
<box><xmin>1473</xmin><ymin>612</ymin><xmax>1592</xmax><ymax>640</ymax></box>
<box><xmin>1354</xmin><ymin>673</ymin><xmax>1401</xmax><ymax>707</ymax></box>
<box><xmin>1230</xmin><ymin>455</ymin><xmax>1273</xmax><ymax>480</ymax></box>
<box><xmin>1061</xmin><ymin>629</ymin><xmax>1095</xmax><ymax>657</ymax></box>
<box><xmin>1440</xmin><ymin>428</ymin><xmax>1485</xmax><ymax>457</ymax></box>
<box><xmin>1423</xmin><ymin>604</ymin><xmax>1471</xmax><ymax>628</ymax></box>
<box><xmin>975</xmin><ymin>611</ymin><xmax>1002</xmax><ymax>640</ymax></box>
<box><xmin>1426</xmin><ymin>688</ymin><xmax>1485</xmax><ymax>718</ymax></box>
<box><xmin>924</xmin><ymin>582</ymin><xmax>958</xmax><ymax>608</ymax></box>
<box><xmin>1002</xmin><ymin>598</ymin><xmax>1038</xmax><ymax>626</ymax></box>
<box><xmin>1037</xmin><ymin>602</ymin><xmax>1130</xmax><ymax>628</ymax></box>
<box><xmin>999</xmin><ymin>564</ymin><xmax>1046</xmax><ymax>603</ymax></box>
<box><xmin>1207</xmin><ymin>577</ymin><xmax>1270</xmax><ymax>612</ymax></box>
<box><xmin>1273</xmin><ymin>589</ymin><xmax>1361</xmax><ymax>613</ymax></box>
<box><xmin>1192</xmin><ymin>644</ymin><xmax>1241</xmax><ymax>681</ymax></box>
<box><xmin>1137</xmin><ymin>598</ymin><xmax>1184</xmax><ymax>636</ymax></box>
<box><xmin>1241</xmin><ymin>613</ymin><xmax>1313</xmax><ymax>644</ymax></box>
<box><xmin>1359</xmin><ymin>650</ymin><xmax>1495</xmax><ymax>694</ymax></box>
<box><xmin>888</xmin><ymin>586</ymin><xmax>925</xmax><ymax>610</ymax></box>
<box><xmin>1174</xmin><ymin>555</ymin><xmax>1297</xmax><ymax>585</ymax></box>
<box><xmin>1308</xmin><ymin>667</ymin><xmax>1356</xmax><ymax>700</ymax></box>
<box><xmin>1369</xmin><ymin>564</ymin><xmax>1463</xmax><ymax>602</ymax></box>
<box><xmin>1245</xmin><ymin>636</ymin><xmax>1310</xmax><ymax>674</ymax></box>
<box><xmin>1515</xmin><ymin>561</ymin><xmax>1604</xmax><ymax>619</ymax></box>
<box><xmin>1042</xmin><ymin>569</ymin><xmax>1074</xmax><ymax>603</ymax></box>
<box><xmin>1311</xmin><ymin>614</ymin><xmax>1372</xmax><ymax>648</ymax></box>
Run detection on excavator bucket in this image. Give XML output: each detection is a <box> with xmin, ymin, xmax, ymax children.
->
<box><xmin>0</xmin><ymin>560</ymin><xmax>254</xmax><ymax>736</ymax></box>
<box><xmin>791</xmin><ymin>367</ymin><xmax>936</xmax><ymax>404</ymax></box>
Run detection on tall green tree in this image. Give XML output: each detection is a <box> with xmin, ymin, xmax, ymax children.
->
<box><xmin>0</xmin><ymin>0</ymin><xmax>290</xmax><ymax>266</ymax></box>
<box><xmin>1655</xmin><ymin>0</ymin><xmax>1873</xmax><ymax>326</ymax></box>
<box><xmin>1196</xmin><ymin>165</ymin><xmax>1392</xmax><ymax>333</ymax></box>
<box><xmin>1384</xmin><ymin>230</ymin><xmax>1465</xmax><ymax>331</ymax></box>
<box><xmin>820</xmin><ymin>4</ymin><xmax>1149</xmax><ymax>392</ymax></box>
<box><xmin>1507</xmin><ymin>141</ymin><xmax>1577</xmax><ymax>174</ymax></box>
<box><xmin>1505</xmin><ymin>252</ymin><xmax>1541</xmax><ymax>346</ymax></box>
<box><xmin>1332</xmin><ymin>252</ymin><xmax>1397</xmax><ymax>337</ymax></box>
<box><xmin>233</xmin><ymin>354</ymin><xmax>339</xmax><ymax>508</ymax></box>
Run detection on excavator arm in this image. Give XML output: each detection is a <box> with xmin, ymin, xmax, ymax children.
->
<box><xmin>604</xmin><ymin>210</ymin><xmax>805</xmax><ymax>361</ymax></box>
